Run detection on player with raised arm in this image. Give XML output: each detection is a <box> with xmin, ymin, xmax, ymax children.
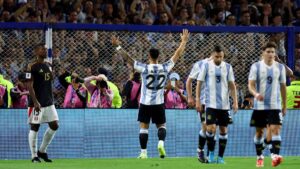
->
<box><xmin>195</xmin><ymin>45</ymin><xmax>238</xmax><ymax>164</ymax></box>
<box><xmin>26</xmin><ymin>43</ymin><xmax>59</xmax><ymax>163</ymax></box>
<box><xmin>186</xmin><ymin>56</ymin><xmax>211</xmax><ymax>163</ymax></box>
<box><xmin>112</xmin><ymin>29</ymin><xmax>189</xmax><ymax>159</ymax></box>
<box><xmin>248</xmin><ymin>42</ymin><xmax>286</xmax><ymax>167</ymax></box>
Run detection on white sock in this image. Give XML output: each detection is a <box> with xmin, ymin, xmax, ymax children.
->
<box><xmin>39</xmin><ymin>128</ymin><xmax>56</xmax><ymax>153</ymax></box>
<box><xmin>141</xmin><ymin>149</ymin><xmax>147</xmax><ymax>153</ymax></box>
<box><xmin>158</xmin><ymin>140</ymin><xmax>164</xmax><ymax>147</ymax></box>
<box><xmin>28</xmin><ymin>130</ymin><xmax>38</xmax><ymax>158</ymax></box>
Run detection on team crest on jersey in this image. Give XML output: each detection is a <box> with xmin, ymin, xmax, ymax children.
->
<box><xmin>39</xmin><ymin>69</ymin><xmax>44</xmax><ymax>73</ymax></box>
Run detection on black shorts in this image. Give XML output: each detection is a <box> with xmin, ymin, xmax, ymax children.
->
<box><xmin>198</xmin><ymin>105</ymin><xmax>206</xmax><ymax>123</ymax></box>
<box><xmin>206</xmin><ymin>108</ymin><xmax>230</xmax><ymax>126</ymax></box>
<box><xmin>138</xmin><ymin>104</ymin><xmax>165</xmax><ymax>124</ymax></box>
<box><xmin>250</xmin><ymin>110</ymin><xmax>283</xmax><ymax>127</ymax></box>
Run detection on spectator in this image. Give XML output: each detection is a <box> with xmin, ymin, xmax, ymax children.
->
<box><xmin>122</xmin><ymin>72</ymin><xmax>141</xmax><ymax>108</ymax></box>
<box><xmin>0</xmin><ymin>68</ymin><xmax>14</xmax><ymax>108</ymax></box>
<box><xmin>0</xmin><ymin>83</ymin><xmax>8</xmax><ymax>108</ymax></box>
<box><xmin>58</xmin><ymin>71</ymin><xmax>88</xmax><ymax>108</ymax></box>
<box><xmin>287</xmin><ymin>71</ymin><xmax>300</xmax><ymax>109</ymax></box>
<box><xmin>10</xmin><ymin>73</ymin><xmax>29</xmax><ymax>108</ymax></box>
<box><xmin>239</xmin><ymin>10</ymin><xmax>257</xmax><ymax>26</ymax></box>
<box><xmin>98</xmin><ymin>67</ymin><xmax>122</xmax><ymax>108</ymax></box>
<box><xmin>164</xmin><ymin>72</ymin><xmax>187</xmax><ymax>109</ymax></box>
<box><xmin>84</xmin><ymin>74</ymin><xmax>114</xmax><ymax>108</ymax></box>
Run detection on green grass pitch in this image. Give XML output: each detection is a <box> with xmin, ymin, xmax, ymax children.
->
<box><xmin>1</xmin><ymin>157</ymin><xmax>299</xmax><ymax>169</ymax></box>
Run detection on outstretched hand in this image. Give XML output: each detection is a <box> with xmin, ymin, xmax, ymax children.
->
<box><xmin>111</xmin><ymin>36</ymin><xmax>121</xmax><ymax>47</ymax></box>
<box><xmin>181</xmin><ymin>29</ymin><xmax>190</xmax><ymax>43</ymax></box>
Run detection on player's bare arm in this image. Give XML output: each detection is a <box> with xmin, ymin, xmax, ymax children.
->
<box><xmin>195</xmin><ymin>80</ymin><xmax>203</xmax><ymax>113</ymax></box>
<box><xmin>280</xmin><ymin>83</ymin><xmax>287</xmax><ymax>116</ymax></box>
<box><xmin>229</xmin><ymin>81</ymin><xmax>238</xmax><ymax>113</ymax></box>
<box><xmin>186</xmin><ymin>77</ymin><xmax>195</xmax><ymax>107</ymax></box>
<box><xmin>170</xmin><ymin>29</ymin><xmax>189</xmax><ymax>63</ymax></box>
<box><xmin>248</xmin><ymin>80</ymin><xmax>264</xmax><ymax>101</ymax></box>
<box><xmin>111</xmin><ymin>36</ymin><xmax>135</xmax><ymax>67</ymax></box>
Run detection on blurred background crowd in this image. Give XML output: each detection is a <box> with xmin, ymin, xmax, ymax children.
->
<box><xmin>0</xmin><ymin>0</ymin><xmax>299</xmax><ymax>109</ymax></box>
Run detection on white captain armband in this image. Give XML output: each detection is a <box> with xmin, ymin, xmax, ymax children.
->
<box><xmin>116</xmin><ymin>46</ymin><xmax>122</xmax><ymax>51</ymax></box>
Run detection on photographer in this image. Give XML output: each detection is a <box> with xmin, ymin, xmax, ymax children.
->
<box><xmin>58</xmin><ymin>71</ymin><xmax>88</xmax><ymax>108</ymax></box>
<box><xmin>84</xmin><ymin>74</ymin><xmax>114</xmax><ymax>108</ymax></box>
<box><xmin>10</xmin><ymin>73</ymin><xmax>29</xmax><ymax>108</ymax></box>
<box><xmin>164</xmin><ymin>72</ymin><xmax>187</xmax><ymax>109</ymax></box>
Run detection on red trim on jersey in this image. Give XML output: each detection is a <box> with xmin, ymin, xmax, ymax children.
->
<box><xmin>28</xmin><ymin>107</ymin><xmax>34</xmax><ymax>117</ymax></box>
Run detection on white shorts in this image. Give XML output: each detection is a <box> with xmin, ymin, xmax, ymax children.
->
<box><xmin>28</xmin><ymin>105</ymin><xmax>59</xmax><ymax>124</ymax></box>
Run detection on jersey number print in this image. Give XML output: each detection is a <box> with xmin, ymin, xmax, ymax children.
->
<box><xmin>146</xmin><ymin>75</ymin><xmax>166</xmax><ymax>90</ymax></box>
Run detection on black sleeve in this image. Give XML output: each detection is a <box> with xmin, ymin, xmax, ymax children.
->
<box><xmin>10</xmin><ymin>88</ymin><xmax>20</xmax><ymax>103</ymax></box>
<box><xmin>1</xmin><ymin>89</ymin><xmax>8</xmax><ymax>108</ymax></box>
<box><xmin>76</xmin><ymin>88</ymin><xmax>87</xmax><ymax>107</ymax></box>
<box><xmin>122</xmin><ymin>81</ymin><xmax>133</xmax><ymax>98</ymax></box>
<box><xmin>58</xmin><ymin>71</ymin><xmax>71</xmax><ymax>89</ymax></box>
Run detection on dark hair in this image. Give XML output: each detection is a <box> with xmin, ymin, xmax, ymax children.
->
<box><xmin>98</xmin><ymin>67</ymin><xmax>108</xmax><ymax>76</ymax></box>
<box><xmin>34</xmin><ymin>43</ymin><xmax>45</xmax><ymax>49</ymax></box>
<box><xmin>97</xmin><ymin>80</ymin><xmax>108</xmax><ymax>89</ymax></box>
<box><xmin>262</xmin><ymin>41</ymin><xmax>277</xmax><ymax>51</ymax></box>
<box><xmin>213</xmin><ymin>45</ymin><xmax>223</xmax><ymax>52</ymax></box>
<box><xmin>149</xmin><ymin>48</ymin><xmax>159</xmax><ymax>60</ymax></box>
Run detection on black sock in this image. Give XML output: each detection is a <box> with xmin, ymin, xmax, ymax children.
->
<box><xmin>157</xmin><ymin>127</ymin><xmax>166</xmax><ymax>141</ymax></box>
<box><xmin>198</xmin><ymin>130</ymin><xmax>206</xmax><ymax>150</ymax></box>
<box><xmin>218</xmin><ymin>134</ymin><xmax>228</xmax><ymax>158</ymax></box>
<box><xmin>206</xmin><ymin>131</ymin><xmax>215</xmax><ymax>152</ymax></box>
<box><xmin>254</xmin><ymin>137</ymin><xmax>263</xmax><ymax>156</ymax></box>
<box><xmin>139</xmin><ymin>133</ymin><xmax>148</xmax><ymax>149</ymax></box>
<box><xmin>272</xmin><ymin>135</ymin><xmax>281</xmax><ymax>155</ymax></box>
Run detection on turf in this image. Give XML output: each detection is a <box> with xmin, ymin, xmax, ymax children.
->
<box><xmin>0</xmin><ymin>157</ymin><xmax>299</xmax><ymax>169</ymax></box>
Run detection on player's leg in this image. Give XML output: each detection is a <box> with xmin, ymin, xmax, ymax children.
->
<box><xmin>250</xmin><ymin>110</ymin><xmax>267</xmax><ymax>167</ymax></box>
<box><xmin>137</xmin><ymin>104</ymin><xmax>151</xmax><ymax>159</ymax></box>
<box><xmin>38</xmin><ymin>105</ymin><xmax>59</xmax><ymax>162</ymax></box>
<box><xmin>156</xmin><ymin>123</ymin><xmax>166</xmax><ymax>158</ymax></box>
<box><xmin>216</xmin><ymin>110</ymin><xmax>230</xmax><ymax>164</ymax></box>
<box><xmin>29</xmin><ymin>124</ymin><xmax>41</xmax><ymax>163</ymax></box>
<box><xmin>205</xmin><ymin>108</ymin><xmax>217</xmax><ymax>163</ymax></box>
<box><xmin>153</xmin><ymin>104</ymin><xmax>167</xmax><ymax>158</ymax></box>
<box><xmin>38</xmin><ymin>120</ymin><xmax>59</xmax><ymax>162</ymax></box>
<box><xmin>197</xmin><ymin>105</ymin><xmax>207</xmax><ymax>163</ymax></box>
<box><xmin>269</xmin><ymin>110</ymin><xmax>283</xmax><ymax>167</ymax></box>
<box><xmin>138</xmin><ymin>122</ymin><xmax>149</xmax><ymax>159</ymax></box>
<box><xmin>263</xmin><ymin>125</ymin><xmax>273</xmax><ymax>155</ymax></box>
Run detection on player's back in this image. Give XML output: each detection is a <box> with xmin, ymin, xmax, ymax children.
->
<box><xmin>28</xmin><ymin>61</ymin><xmax>54</xmax><ymax>107</ymax></box>
<box><xmin>135</xmin><ymin>60</ymin><xmax>174</xmax><ymax>105</ymax></box>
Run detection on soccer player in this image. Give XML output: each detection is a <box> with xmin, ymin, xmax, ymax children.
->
<box><xmin>26</xmin><ymin>43</ymin><xmax>59</xmax><ymax>163</ymax></box>
<box><xmin>195</xmin><ymin>45</ymin><xmax>238</xmax><ymax>164</ymax></box>
<box><xmin>248</xmin><ymin>42</ymin><xmax>286</xmax><ymax>167</ymax></box>
<box><xmin>112</xmin><ymin>29</ymin><xmax>189</xmax><ymax>159</ymax></box>
<box><xmin>186</xmin><ymin>56</ymin><xmax>211</xmax><ymax>163</ymax></box>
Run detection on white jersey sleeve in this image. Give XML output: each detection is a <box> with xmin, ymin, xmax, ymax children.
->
<box><xmin>134</xmin><ymin>61</ymin><xmax>146</xmax><ymax>73</ymax></box>
<box><xmin>189</xmin><ymin>62</ymin><xmax>200</xmax><ymax>79</ymax></box>
<box><xmin>228</xmin><ymin>65</ymin><xmax>235</xmax><ymax>82</ymax></box>
<box><xmin>197</xmin><ymin>62</ymin><xmax>207</xmax><ymax>81</ymax></box>
<box><xmin>162</xmin><ymin>59</ymin><xmax>175</xmax><ymax>72</ymax></box>
<box><xmin>248</xmin><ymin>63</ymin><xmax>257</xmax><ymax>81</ymax></box>
<box><xmin>279</xmin><ymin>64</ymin><xmax>286</xmax><ymax>83</ymax></box>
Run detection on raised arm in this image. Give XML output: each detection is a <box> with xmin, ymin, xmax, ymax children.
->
<box><xmin>171</xmin><ymin>29</ymin><xmax>190</xmax><ymax>63</ymax></box>
<box><xmin>111</xmin><ymin>36</ymin><xmax>135</xmax><ymax>68</ymax></box>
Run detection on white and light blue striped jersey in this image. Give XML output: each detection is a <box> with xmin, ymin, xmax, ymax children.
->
<box><xmin>188</xmin><ymin>59</ymin><xmax>209</xmax><ymax>104</ymax></box>
<box><xmin>197</xmin><ymin>60</ymin><xmax>235</xmax><ymax>110</ymax></box>
<box><xmin>134</xmin><ymin>60</ymin><xmax>175</xmax><ymax>105</ymax></box>
<box><xmin>248</xmin><ymin>61</ymin><xmax>286</xmax><ymax>110</ymax></box>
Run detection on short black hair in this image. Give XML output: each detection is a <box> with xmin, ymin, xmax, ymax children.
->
<box><xmin>213</xmin><ymin>45</ymin><xmax>223</xmax><ymax>52</ymax></box>
<box><xmin>98</xmin><ymin>67</ymin><xmax>108</xmax><ymax>76</ymax></box>
<box><xmin>262</xmin><ymin>41</ymin><xmax>277</xmax><ymax>51</ymax></box>
<box><xmin>149</xmin><ymin>48</ymin><xmax>159</xmax><ymax>60</ymax></box>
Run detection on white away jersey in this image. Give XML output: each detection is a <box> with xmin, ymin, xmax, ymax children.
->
<box><xmin>248</xmin><ymin>61</ymin><xmax>286</xmax><ymax>110</ymax></box>
<box><xmin>197</xmin><ymin>60</ymin><xmax>235</xmax><ymax>110</ymax></box>
<box><xmin>189</xmin><ymin>59</ymin><xmax>209</xmax><ymax>104</ymax></box>
<box><xmin>134</xmin><ymin>60</ymin><xmax>175</xmax><ymax>105</ymax></box>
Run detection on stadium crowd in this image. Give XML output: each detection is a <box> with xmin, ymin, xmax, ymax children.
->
<box><xmin>0</xmin><ymin>0</ymin><xmax>299</xmax><ymax>108</ymax></box>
